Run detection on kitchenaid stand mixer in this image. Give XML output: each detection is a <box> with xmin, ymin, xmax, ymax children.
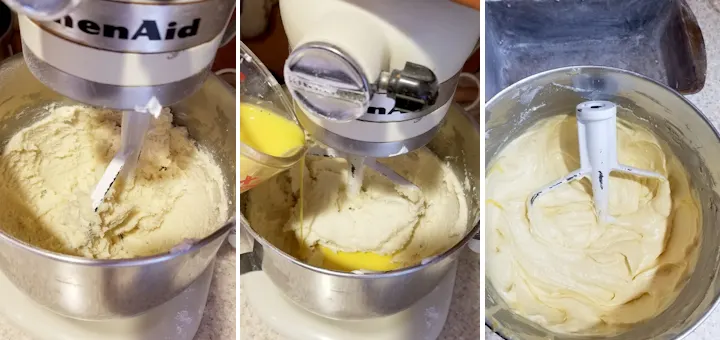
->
<box><xmin>0</xmin><ymin>1</ymin><xmax>235</xmax><ymax>338</ymax></box>
<box><xmin>4</xmin><ymin>0</ymin><xmax>236</xmax><ymax>209</ymax></box>
<box><xmin>241</xmin><ymin>1</ymin><xmax>479</xmax><ymax>339</ymax></box>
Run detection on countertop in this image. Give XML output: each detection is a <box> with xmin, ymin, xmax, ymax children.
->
<box><xmin>486</xmin><ymin>0</ymin><xmax>720</xmax><ymax>339</ymax></box>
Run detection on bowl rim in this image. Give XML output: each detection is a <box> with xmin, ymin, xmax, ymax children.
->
<box><xmin>0</xmin><ymin>220</ymin><xmax>235</xmax><ymax>267</ymax></box>
<box><xmin>241</xmin><ymin>217</ymin><xmax>480</xmax><ymax>279</ymax></box>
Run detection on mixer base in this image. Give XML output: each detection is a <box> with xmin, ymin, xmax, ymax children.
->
<box><xmin>0</xmin><ymin>261</ymin><xmax>215</xmax><ymax>340</ymax></box>
<box><xmin>244</xmin><ymin>262</ymin><xmax>456</xmax><ymax>340</ymax></box>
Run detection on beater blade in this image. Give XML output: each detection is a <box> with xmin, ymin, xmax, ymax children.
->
<box><xmin>91</xmin><ymin>110</ymin><xmax>151</xmax><ymax>211</ymax></box>
<box><xmin>527</xmin><ymin>101</ymin><xmax>666</xmax><ymax>222</ymax></box>
<box><xmin>307</xmin><ymin>145</ymin><xmax>420</xmax><ymax>193</ymax></box>
<box><xmin>346</xmin><ymin>155</ymin><xmax>366</xmax><ymax>196</ymax></box>
<box><xmin>91</xmin><ymin>99</ymin><xmax>162</xmax><ymax>211</ymax></box>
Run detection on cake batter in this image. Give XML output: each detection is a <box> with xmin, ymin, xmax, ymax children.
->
<box><xmin>245</xmin><ymin>148</ymin><xmax>469</xmax><ymax>270</ymax></box>
<box><xmin>0</xmin><ymin>105</ymin><xmax>229</xmax><ymax>259</ymax></box>
<box><xmin>486</xmin><ymin>115</ymin><xmax>701</xmax><ymax>335</ymax></box>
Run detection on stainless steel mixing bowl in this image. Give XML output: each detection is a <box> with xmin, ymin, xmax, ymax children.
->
<box><xmin>0</xmin><ymin>54</ymin><xmax>236</xmax><ymax>320</ymax></box>
<box><xmin>486</xmin><ymin>66</ymin><xmax>720</xmax><ymax>339</ymax></box>
<box><xmin>240</xmin><ymin>103</ymin><xmax>480</xmax><ymax>320</ymax></box>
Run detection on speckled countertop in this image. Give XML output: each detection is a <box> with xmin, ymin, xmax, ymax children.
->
<box><xmin>0</xmin><ymin>243</ymin><xmax>237</xmax><ymax>340</ymax></box>
<box><xmin>486</xmin><ymin>0</ymin><xmax>720</xmax><ymax>339</ymax></box>
<box><xmin>195</xmin><ymin>244</ymin><xmax>237</xmax><ymax>340</ymax></box>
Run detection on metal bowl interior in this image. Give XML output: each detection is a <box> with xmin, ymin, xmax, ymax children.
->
<box><xmin>239</xmin><ymin>103</ymin><xmax>480</xmax><ymax>318</ymax></box>
<box><xmin>0</xmin><ymin>54</ymin><xmax>236</xmax><ymax>319</ymax></box>
<box><xmin>485</xmin><ymin>66</ymin><xmax>720</xmax><ymax>340</ymax></box>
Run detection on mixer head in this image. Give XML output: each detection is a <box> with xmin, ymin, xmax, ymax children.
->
<box><xmin>4</xmin><ymin>0</ymin><xmax>235</xmax><ymax>111</ymax></box>
<box><xmin>280</xmin><ymin>0</ymin><xmax>479</xmax><ymax>159</ymax></box>
<box><xmin>284</xmin><ymin>42</ymin><xmax>448</xmax><ymax>158</ymax></box>
<box><xmin>527</xmin><ymin>101</ymin><xmax>667</xmax><ymax>222</ymax></box>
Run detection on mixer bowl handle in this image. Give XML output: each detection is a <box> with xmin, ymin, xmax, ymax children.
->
<box><xmin>239</xmin><ymin>240</ymin><xmax>264</xmax><ymax>274</ymax></box>
<box><xmin>467</xmin><ymin>229</ymin><xmax>480</xmax><ymax>254</ymax></box>
<box><xmin>237</xmin><ymin>214</ymin><xmax>263</xmax><ymax>274</ymax></box>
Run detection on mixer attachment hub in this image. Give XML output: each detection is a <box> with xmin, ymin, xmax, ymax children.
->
<box><xmin>376</xmin><ymin>62</ymin><xmax>439</xmax><ymax>113</ymax></box>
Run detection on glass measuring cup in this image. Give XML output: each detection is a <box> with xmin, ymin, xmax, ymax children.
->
<box><xmin>240</xmin><ymin>42</ymin><xmax>307</xmax><ymax>193</ymax></box>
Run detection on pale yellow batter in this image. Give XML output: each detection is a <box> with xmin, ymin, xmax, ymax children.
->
<box><xmin>0</xmin><ymin>105</ymin><xmax>229</xmax><ymax>259</ymax></box>
<box><xmin>486</xmin><ymin>115</ymin><xmax>700</xmax><ymax>335</ymax></box>
<box><xmin>246</xmin><ymin>148</ymin><xmax>469</xmax><ymax>269</ymax></box>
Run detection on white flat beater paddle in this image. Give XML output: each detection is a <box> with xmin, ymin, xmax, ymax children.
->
<box><xmin>91</xmin><ymin>98</ymin><xmax>162</xmax><ymax>211</ymax></box>
<box><xmin>527</xmin><ymin>101</ymin><xmax>667</xmax><ymax>222</ymax></box>
<box><xmin>307</xmin><ymin>145</ymin><xmax>420</xmax><ymax>196</ymax></box>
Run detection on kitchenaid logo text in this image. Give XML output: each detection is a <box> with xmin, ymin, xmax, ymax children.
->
<box><xmin>52</xmin><ymin>16</ymin><xmax>201</xmax><ymax>40</ymax></box>
<box><xmin>367</xmin><ymin>106</ymin><xmax>405</xmax><ymax>115</ymax></box>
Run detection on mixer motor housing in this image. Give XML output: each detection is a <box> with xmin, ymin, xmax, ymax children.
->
<box><xmin>6</xmin><ymin>0</ymin><xmax>235</xmax><ymax>110</ymax></box>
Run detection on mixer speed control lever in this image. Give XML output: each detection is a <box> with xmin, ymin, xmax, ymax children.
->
<box><xmin>376</xmin><ymin>62</ymin><xmax>439</xmax><ymax>113</ymax></box>
<box><xmin>3</xmin><ymin>0</ymin><xmax>81</xmax><ymax>20</ymax></box>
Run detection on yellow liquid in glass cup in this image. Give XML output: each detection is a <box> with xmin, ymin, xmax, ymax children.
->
<box><xmin>239</xmin><ymin>103</ymin><xmax>306</xmax><ymax>192</ymax></box>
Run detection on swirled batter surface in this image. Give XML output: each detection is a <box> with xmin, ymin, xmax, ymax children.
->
<box><xmin>486</xmin><ymin>115</ymin><xmax>700</xmax><ymax>335</ymax></box>
<box><xmin>246</xmin><ymin>148</ymin><xmax>469</xmax><ymax>270</ymax></box>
